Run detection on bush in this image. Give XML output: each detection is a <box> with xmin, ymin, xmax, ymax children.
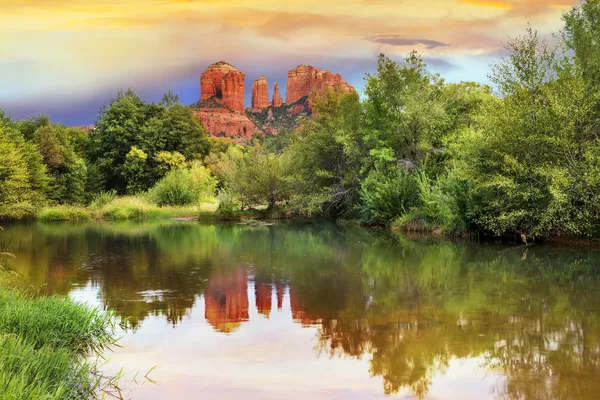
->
<box><xmin>38</xmin><ymin>206</ymin><xmax>91</xmax><ymax>222</ymax></box>
<box><xmin>215</xmin><ymin>191</ymin><xmax>239</xmax><ymax>221</ymax></box>
<box><xmin>148</xmin><ymin>164</ymin><xmax>216</xmax><ymax>206</ymax></box>
<box><xmin>97</xmin><ymin>196</ymin><xmax>156</xmax><ymax>220</ymax></box>
<box><xmin>392</xmin><ymin>172</ymin><xmax>471</xmax><ymax>233</ymax></box>
<box><xmin>360</xmin><ymin>168</ymin><xmax>420</xmax><ymax>224</ymax></box>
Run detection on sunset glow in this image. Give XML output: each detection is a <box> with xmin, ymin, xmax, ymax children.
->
<box><xmin>0</xmin><ymin>0</ymin><xmax>578</xmax><ymax>124</ymax></box>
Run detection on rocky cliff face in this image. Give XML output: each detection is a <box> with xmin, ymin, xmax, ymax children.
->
<box><xmin>195</xmin><ymin>61</ymin><xmax>354</xmax><ymax>141</ymax></box>
<box><xmin>272</xmin><ymin>83</ymin><xmax>283</xmax><ymax>107</ymax></box>
<box><xmin>251</xmin><ymin>76</ymin><xmax>270</xmax><ymax>110</ymax></box>
<box><xmin>194</xmin><ymin>108</ymin><xmax>258</xmax><ymax>141</ymax></box>
<box><xmin>286</xmin><ymin>65</ymin><xmax>354</xmax><ymax>106</ymax></box>
<box><xmin>200</xmin><ymin>61</ymin><xmax>245</xmax><ymax>113</ymax></box>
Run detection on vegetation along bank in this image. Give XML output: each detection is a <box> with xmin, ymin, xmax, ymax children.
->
<box><xmin>3</xmin><ymin>1</ymin><xmax>600</xmax><ymax>242</ymax></box>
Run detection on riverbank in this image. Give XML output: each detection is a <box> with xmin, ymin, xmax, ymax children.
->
<box><xmin>37</xmin><ymin>196</ymin><xmax>218</xmax><ymax>222</ymax></box>
<box><xmin>0</xmin><ymin>268</ymin><xmax>118</xmax><ymax>399</ymax></box>
<box><xmin>35</xmin><ymin>196</ymin><xmax>301</xmax><ymax>223</ymax></box>
<box><xmin>13</xmin><ymin>196</ymin><xmax>600</xmax><ymax>245</ymax></box>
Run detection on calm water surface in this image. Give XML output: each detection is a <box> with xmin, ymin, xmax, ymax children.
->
<box><xmin>2</xmin><ymin>221</ymin><xmax>600</xmax><ymax>399</ymax></box>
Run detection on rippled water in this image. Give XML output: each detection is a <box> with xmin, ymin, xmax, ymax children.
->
<box><xmin>2</xmin><ymin>220</ymin><xmax>600</xmax><ymax>399</ymax></box>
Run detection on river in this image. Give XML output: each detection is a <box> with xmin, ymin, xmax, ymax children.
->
<box><xmin>1</xmin><ymin>220</ymin><xmax>599</xmax><ymax>399</ymax></box>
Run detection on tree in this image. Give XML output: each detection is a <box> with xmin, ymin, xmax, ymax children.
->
<box><xmin>32</xmin><ymin>124</ymin><xmax>88</xmax><ymax>204</ymax></box>
<box><xmin>148</xmin><ymin>162</ymin><xmax>216</xmax><ymax>206</ymax></box>
<box><xmin>363</xmin><ymin>53</ymin><xmax>449</xmax><ymax>173</ymax></box>
<box><xmin>122</xmin><ymin>146</ymin><xmax>148</xmax><ymax>194</ymax></box>
<box><xmin>216</xmin><ymin>142</ymin><xmax>288</xmax><ymax>209</ymax></box>
<box><xmin>453</xmin><ymin>27</ymin><xmax>600</xmax><ymax>238</ymax></box>
<box><xmin>89</xmin><ymin>90</ymin><xmax>210</xmax><ymax>193</ymax></box>
<box><xmin>284</xmin><ymin>87</ymin><xmax>365</xmax><ymax>216</ymax></box>
<box><xmin>0</xmin><ymin>123</ymin><xmax>48</xmax><ymax>219</ymax></box>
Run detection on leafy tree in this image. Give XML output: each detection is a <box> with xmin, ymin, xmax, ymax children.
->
<box><xmin>0</xmin><ymin>123</ymin><xmax>48</xmax><ymax>219</ymax></box>
<box><xmin>154</xmin><ymin>151</ymin><xmax>186</xmax><ymax>177</ymax></box>
<box><xmin>285</xmin><ymin>87</ymin><xmax>365</xmax><ymax>216</ymax></box>
<box><xmin>363</xmin><ymin>52</ymin><xmax>449</xmax><ymax>172</ymax></box>
<box><xmin>123</xmin><ymin>146</ymin><xmax>148</xmax><ymax>194</ymax></box>
<box><xmin>216</xmin><ymin>142</ymin><xmax>288</xmax><ymax>209</ymax></box>
<box><xmin>453</xmin><ymin>27</ymin><xmax>600</xmax><ymax>238</ymax></box>
<box><xmin>360</xmin><ymin>167</ymin><xmax>419</xmax><ymax>224</ymax></box>
<box><xmin>89</xmin><ymin>89</ymin><xmax>210</xmax><ymax>193</ymax></box>
<box><xmin>32</xmin><ymin>124</ymin><xmax>88</xmax><ymax>204</ymax></box>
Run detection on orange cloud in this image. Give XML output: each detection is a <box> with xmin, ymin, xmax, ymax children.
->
<box><xmin>0</xmin><ymin>0</ymin><xmax>578</xmax><ymax>108</ymax></box>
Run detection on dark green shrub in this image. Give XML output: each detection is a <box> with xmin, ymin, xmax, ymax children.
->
<box><xmin>360</xmin><ymin>168</ymin><xmax>420</xmax><ymax>224</ymax></box>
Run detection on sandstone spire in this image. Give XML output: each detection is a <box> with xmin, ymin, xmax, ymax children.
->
<box><xmin>272</xmin><ymin>82</ymin><xmax>283</xmax><ymax>107</ymax></box>
<box><xmin>251</xmin><ymin>75</ymin><xmax>270</xmax><ymax>110</ymax></box>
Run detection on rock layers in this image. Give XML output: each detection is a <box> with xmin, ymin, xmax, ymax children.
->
<box><xmin>195</xmin><ymin>61</ymin><xmax>355</xmax><ymax>141</ymax></box>
<box><xmin>286</xmin><ymin>65</ymin><xmax>354</xmax><ymax>105</ymax></box>
<box><xmin>200</xmin><ymin>61</ymin><xmax>245</xmax><ymax>113</ymax></box>
<box><xmin>251</xmin><ymin>76</ymin><xmax>270</xmax><ymax>110</ymax></box>
<box><xmin>194</xmin><ymin>108</ymin><xmax>258</xmax><ymax>141</ymax></box>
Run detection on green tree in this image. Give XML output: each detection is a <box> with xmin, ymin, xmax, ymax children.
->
<box><xmin>32</xmin><ymin>124</ymin><xmax>88</xmax><ymax>204</ymax></box>
<box><xmin>453</xmin><ymin>27</ymin><xmax>600</xmax><ymax>238</ymax></box>
<box><xmin>0</xmin><ymin>124</ymin><xmax>48</xmax><ymax>219</ymax></box>
<box><xmin>284</xmin><ymin>87</ymin><xmax>365</xmax><ymax>216</ymax></box>
<box><xmin>363</xmin><ymin>53</ymin><xmax>449</xmax><ymax>172</ymax></box>
<box><xmin>122</xmin><ymin>146</ymin><xmax>148</xmax><ymax>194</ymax></box>
<box><xmin>148</xmin><ymin>162</ymin><xmax>216</xmax><ymax>206</ymax></box>
<box><xmin>89</xmin><ymin>90</ymin><xmax>210</xmax><ymax>193</ymax></box>
<box><xmin>218</xmin><ymin>142</ymin><xmax>288</xmax><ymax>209</ymax></box>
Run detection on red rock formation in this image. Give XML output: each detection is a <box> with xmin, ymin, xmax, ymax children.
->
<box><xmin>196</xmin><ymin>61</ymin><xmax>354</xmax><ymax>139</ymax></box>
<box><xmin>251</xmin><ymin>76</ymin><xmax>270</xmax><ymax>110</ymax></box>
<box><xmin>200</xmin><ymin>61</ymin><xmax>246</xmax><ymax>113</ymax></box>
<box><xmin>204</xmin><ymin>268</ymin><xmax>249</xmax><ymax>333</ymax></box>
<box><xmin>286</xmin><ymin>65</ymin><xmax>354</xmax><ymax>104</ymax></box>
<box><xmin>272</xmin><ymin>83</ymin><xmax>283</xmax><ymax>107</ymax></box>
<box><xmin>194</xmin><ymin>109</ymin><xmax>259</xmax><ymax>142</ymax></box>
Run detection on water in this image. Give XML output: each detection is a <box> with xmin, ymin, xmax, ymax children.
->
<box><xmin>2</xmin><ymin>220</ymin><xmax>600</xmax><ymax>399</ymax></box>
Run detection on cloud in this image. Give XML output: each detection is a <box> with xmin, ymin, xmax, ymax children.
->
<box><xmin>458</xmin><ymin>0</ymin><xmax>577</xmax><ymax>19</ymax></box>
<box><xmin>366</xmin><ymin>35</ymin><xmax>449</xmax><ymax>49</ymax></box>
<box><xmin>0</xmin><ymin>0</ymin><xmax>578</xmax><ymax>124</ymax></box>
<box><xmin>423</xmin><ymin>57</ymin><xmax>456</xmax><ymax>70</ymax></box>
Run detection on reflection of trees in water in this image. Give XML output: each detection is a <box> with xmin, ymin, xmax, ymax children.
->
<box><xmin>3</xmin><ymin>221</ymin><xmax>600</xmax><ymax>398</ymax></box>
<box><xmin>309</xmin><ymin>239</ymin><xmax>600</xmax><ymax>399</ymax></box>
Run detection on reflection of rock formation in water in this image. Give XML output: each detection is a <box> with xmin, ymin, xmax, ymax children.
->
<box><xmin>290</xmin><ymin>288</ymin><xmax>318</xmax><ymax>325</ymax></box>
<box><xmin>277</xmin><ymin>282</ymin><xmax>285</xmax><ymax>310</ymax></box>
<box><xmin>204</xmin><ymin>268</ymin><xmax>249</xmax><ymax>333</ymax></box>
<box><xmin>255</xmin><ymin>282</ymin><xmax>273</xmax><ymax>318</ymax></box>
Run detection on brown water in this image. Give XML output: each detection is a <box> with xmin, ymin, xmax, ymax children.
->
<box><xmin>2</xmin><ymin>220</ymin><xmax>600</xmax><ymax>399</ymax></box>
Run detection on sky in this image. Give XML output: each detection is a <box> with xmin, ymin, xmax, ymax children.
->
<box><xmin>0</xmin><ymin>0</ymin><xmax>578</xmax><ymax>125</ymax></box>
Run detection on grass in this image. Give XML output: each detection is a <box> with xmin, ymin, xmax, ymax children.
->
<box><xmin>0</xmin><ymin>222</ymin><xmax>118</xmax><ymax>400</ymax></box>
<box><xmin>0</xmin><ymin>335</ymin><xmax>96</xmax><ymax>400</ymax></box>
<box><xmin>0</xmin><ymin>289</ymin><xmax>115</xmax><ymax>353</ymax></box>
<box><xmin>38</xmin><ymin>206</ymin><xmax>92</xmax><ymax>222</ymax></box>
<box><xmin>37</xmin><ymin>196</ymin><xmax>218</xmax><ymax>222</ymax></box>
<box><xmin>97</xmin><ymin>196</ymin><xmax>215</xmax><ymax>220</ymax></box>
<box><xmin>0</xmin><ymin>280</ymin><xmax>118</xmax><ymax>400</ymax></box>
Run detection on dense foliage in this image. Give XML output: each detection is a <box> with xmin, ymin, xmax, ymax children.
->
<box><xmin>3</xmin><ymin>0</ymin><xmax>600</xmax><ymax>239</ymax></box>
